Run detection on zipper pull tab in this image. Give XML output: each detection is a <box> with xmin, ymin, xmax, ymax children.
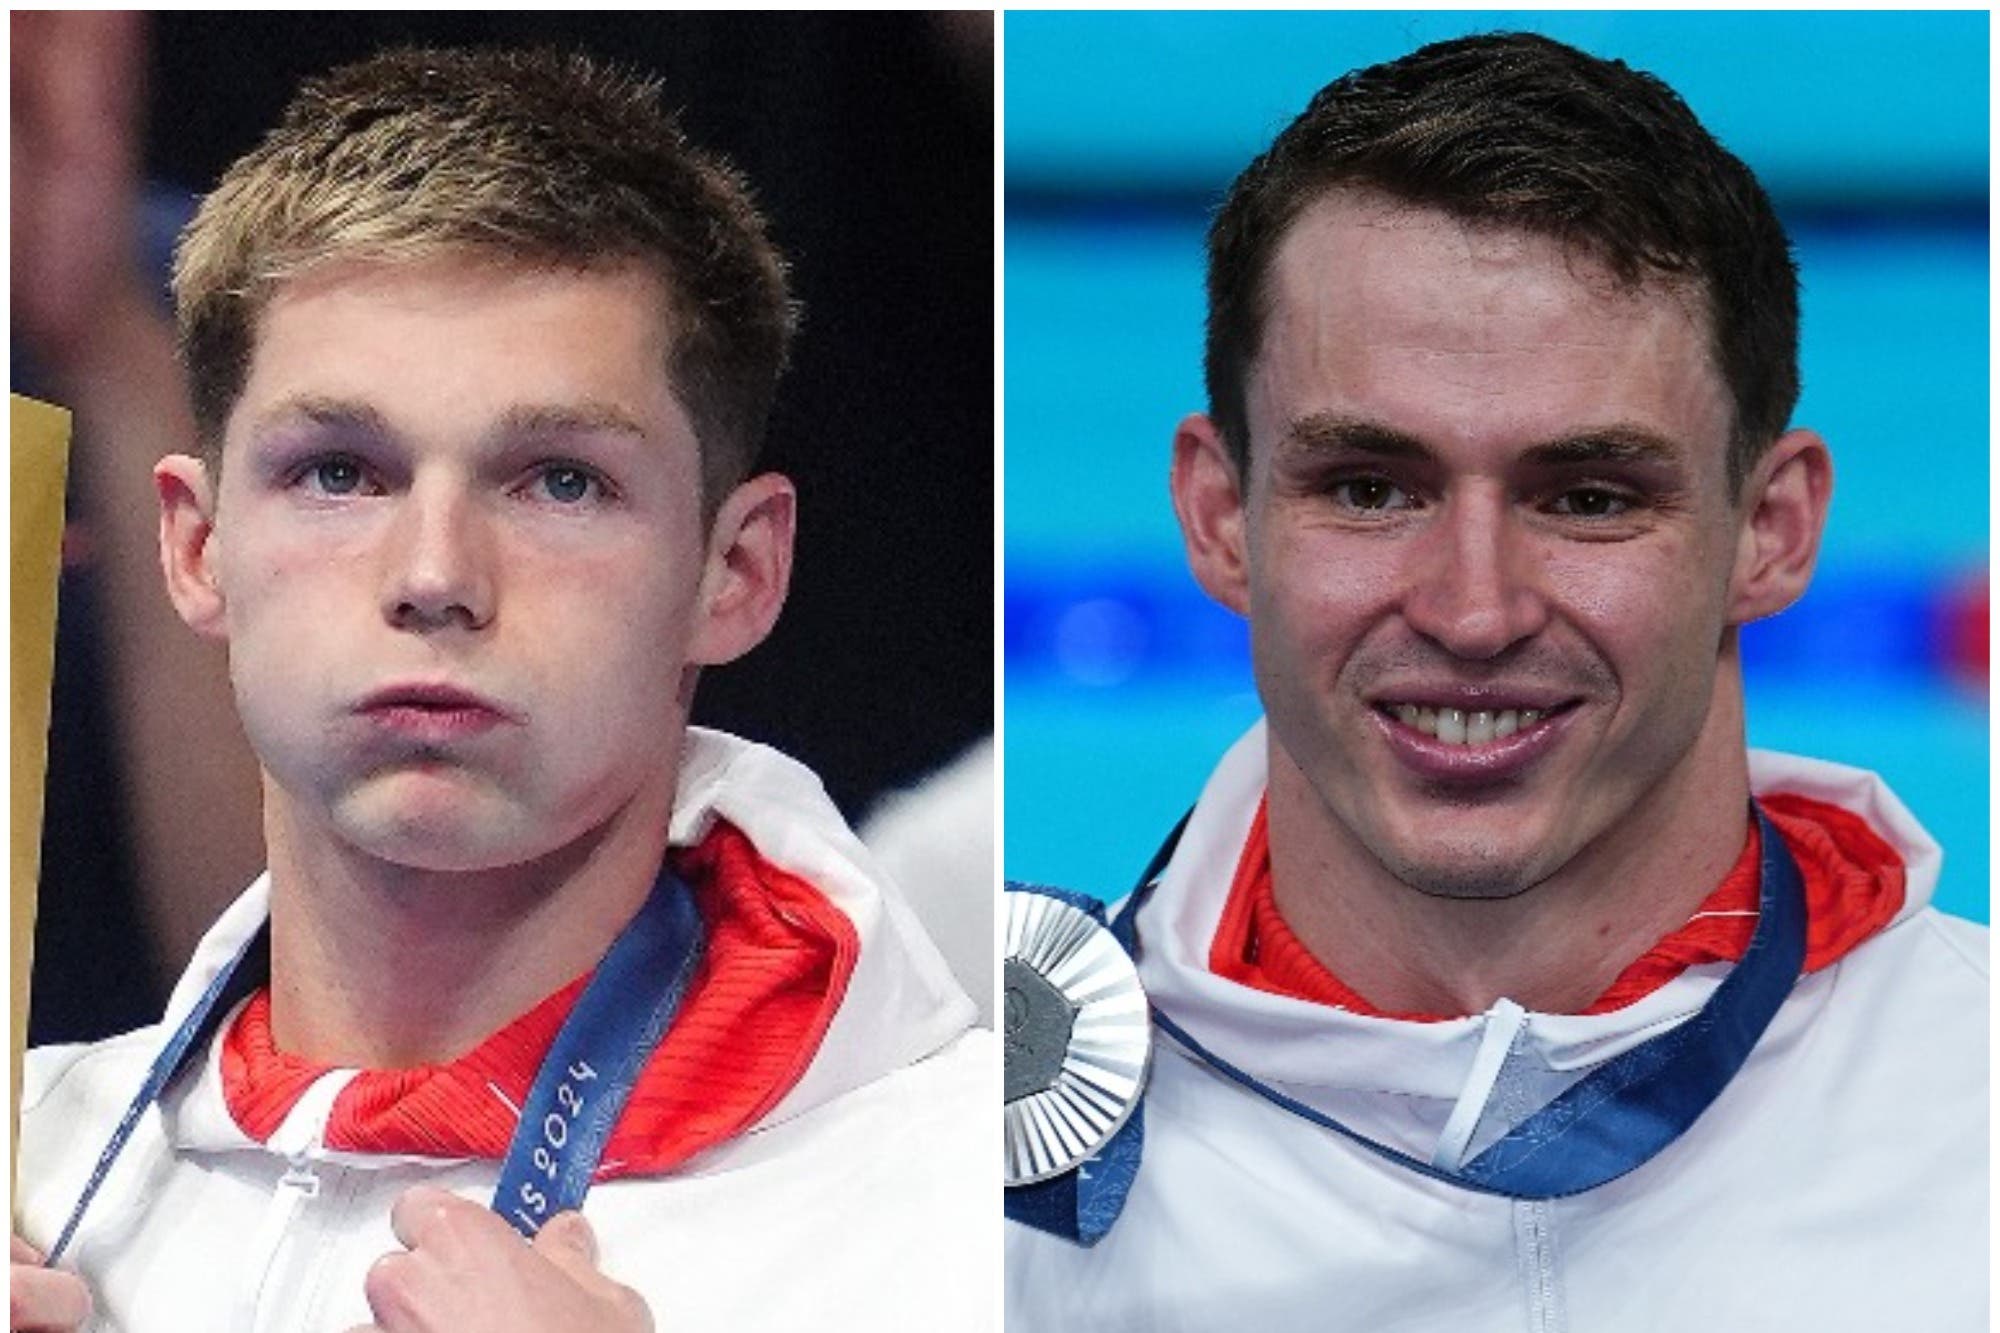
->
<box><xmin>265</xmin><ymin>1069</ymin><xmax>356</xmax><ymax>1199</ymax></box>
<box><xmin>277</xmin><ymin>1153</ymin><xmax>321</xmax><ymax>1199</ymax></box>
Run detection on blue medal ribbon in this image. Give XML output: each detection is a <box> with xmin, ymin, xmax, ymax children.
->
<box><xmin>1009</xmin><ymin>802</ymin><xmax>1808</xmax><ymax>1241</ymax></box>
<box><xmin>45</xmin><ymin>865</ymin><xmax>703</xmax><ymax>1263</ymax></box>
<box><xmin>45</xmin><ymin>924</ymin><xmax>270</xmax><ymax>1264</ymax></box>
<box><xmin>491</xmin><ymin>867</ymin><xmax>704</xmax><ymax>1235</ymax></box>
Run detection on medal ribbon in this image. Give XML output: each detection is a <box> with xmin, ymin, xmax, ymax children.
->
<box><xmin>490</xmin><ymin>867</ymin><xmax>703</xmax><ymax>1235</ymax></box>
<box><xmin>45</xmin><ymin>923</ymin><xmax>270</xmax><ymax>1264</ymax></box>
<box><xmin>45</xmin><ymin>866</ymin><xmax>703</xmax><ymax>1263</ymax></box>
<box><xmin>1010</xmin><ymin>803</ymin><xmax>1807</xmax><ymax>1241</ymax></box>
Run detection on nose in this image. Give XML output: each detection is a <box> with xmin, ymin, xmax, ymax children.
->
<box><xmin>380</xmin><ymin>479</ymin><xmax>495</xmax><ymax>633</ymax></box>
<box><xmin>1400</xmin><ymin>488</ymin><xmax>1549</xmax><ymax>660</ymax></box>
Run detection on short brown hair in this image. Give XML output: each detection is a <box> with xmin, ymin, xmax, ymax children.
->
<box><xmin>173</xmin><ymin>45</ymin><xmax>798</xmax><ymax>505</ymax></box>
<box><xmin>1205</xmin><ymin>32</ymin><xmax>1798</xmax><ymax>494</ymax></box>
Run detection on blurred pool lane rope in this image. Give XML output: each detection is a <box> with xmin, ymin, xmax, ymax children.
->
<box><xmin>1007</xmin><ymin>560</ymin><xmax>1989</xmax><ymax>693</ymax></box>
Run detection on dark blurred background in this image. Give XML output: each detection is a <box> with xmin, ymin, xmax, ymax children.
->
<box><xmin>14</xmin><ymin>12</ymin><xmax>993</xmax><ymax>1043</ymax></box>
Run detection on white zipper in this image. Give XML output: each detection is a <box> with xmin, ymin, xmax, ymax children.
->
<box><xmin>234</xmin><ymin>1069</ymin><xmax>358</xmax><ymax>1333</ymax></box>
<box><xmin>1431</xmin><ymin>1000</ymin><xmax>1569</xmax><ymax>1333</ymax></box>
<box><xmin>1513</xmin><ymin>1198</ymin><xmax>1567</xmax><ymax>1333</ymax></box>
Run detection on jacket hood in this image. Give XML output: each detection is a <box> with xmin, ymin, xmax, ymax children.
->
<box><xmin>159</xmin><ymin>728</ymin><xmax>976</xmax><ymax>1152</ymax></box>
<box><xmin>1133</xmin><ymin>721</ymin><xmax>1941</xmax><ymax>1109</ymax></box>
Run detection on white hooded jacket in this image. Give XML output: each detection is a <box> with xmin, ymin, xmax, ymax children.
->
<box><xmin>21</xmin><ymin>731</ymin><xmax>996</xmax><ymax>1332</ymax></box>
<box><xmin>1006</xmin><ymin>722</ymin><xmax>1987</xmax><ymax>1332</ymax></box>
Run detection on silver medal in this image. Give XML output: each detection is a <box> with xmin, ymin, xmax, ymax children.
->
<box><xmin>1003</xmin><ymin>888</ymin><xmax>1151</xmax><ymax>1187</ymax></box>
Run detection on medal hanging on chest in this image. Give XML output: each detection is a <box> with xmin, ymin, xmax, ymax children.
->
<box><xmin>1004</xmin><ymin>802</ymin><xmax>1808</xmax><ymax>1244</ymax></box>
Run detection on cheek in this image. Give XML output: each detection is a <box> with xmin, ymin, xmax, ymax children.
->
<box><xmin>546</xmin><ymin>572</ymin><xmax>699</xmax><ymax>707</ymax></box>
<box><xmin>213</xmin><ymin>503</ymin><xmax>381</xmax><ymax>617</ymax></box>
<box><xmin>1544</xmin><ymin>537</ymin><xmax>1726</xmax><ymax>685</ymax></box>
<box><xmin>1246</xmin><ymin>529</ymin><xmax>1406</xmax><ymax>726</ymax></box>
<box><xmin>1253</xmin><ymin>525</ymin><xmax>1402</xmax><ymax>646</ymax></box>
<box><xmin>1548</xmin><ymin>554</ymin><xmax>1668</xmax><ymax>630</ymax></box>
<box><xmin>218</xmin><ymin>540</ymin><xmax>340</xmax><ymax>647</ymax></box>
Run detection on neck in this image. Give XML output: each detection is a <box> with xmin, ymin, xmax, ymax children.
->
<box><xmin>260</xmin><ymin>782</ymin><xmax>675</xmax><ymax>1069</ymax></box>
<box><xmin>1266</xmin><ymin>685</ymin><xmax>1752</xmax><ymax>1018</ymax></box>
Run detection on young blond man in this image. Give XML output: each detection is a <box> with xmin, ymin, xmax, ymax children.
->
<box><xmin>14</xmin><ymin>47</ymin><xmax>989</xmax><ymax>1332</ymax></box>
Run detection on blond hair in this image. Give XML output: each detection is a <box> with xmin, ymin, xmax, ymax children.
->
<box><xmin>172</xmin><ymin>45</ymin><xmax>797</xmax><ymax>504</ymax></box>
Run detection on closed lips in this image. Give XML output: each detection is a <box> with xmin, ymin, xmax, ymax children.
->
<box><xmin>362</xmin><ymin>685</ymin><xmax>499</xmax><ymax>713</ymax></box>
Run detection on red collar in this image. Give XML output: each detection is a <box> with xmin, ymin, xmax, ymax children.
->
<box><xmin>1210</xmin><ymin>794</ymin><xmax>1906</xmax><ymax>1020</ymax></box>
<box><xmin>221</xmin><ymin>820</ymin><xmax>858</xmax><ymax>1177</ymax></box>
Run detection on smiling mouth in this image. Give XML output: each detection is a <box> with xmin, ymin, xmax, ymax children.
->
<box><xmin>1377</xmin><ymin>702</ymin><xmax>1576</xmax><ymax>747</ymax></box>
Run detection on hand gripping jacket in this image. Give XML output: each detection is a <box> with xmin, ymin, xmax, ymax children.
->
<box><xmin>20</xmin><ymin>730</ymin><xmax>996</xmax><ymax>1333</ymax></box>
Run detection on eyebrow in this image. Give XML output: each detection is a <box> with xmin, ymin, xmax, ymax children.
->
<box><xmin>490</xmin><ymin>402</ymin><xmax>651</xmax><ymax>443</ymax></box>
<box><xmin>245</xmin><ymin>396</ymin><xmax>651</xmax><ymax>447</ymax></box>
<box><xmin>1521</xmin><ymin>429</ymin><xmax>1684</xmax><ymax>469</ymax></box>
<box><xmin>1281</xmin><ymin>411</ymin><xmax>1687</xmax><ymax>468</ymax></box>
<box><xmin>247</xmin><ymin>394</ymin><xmax>393</xmax><ymax>441</ymax></box>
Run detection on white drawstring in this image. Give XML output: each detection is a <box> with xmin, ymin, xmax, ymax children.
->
<box><xmin>1431</xmin><ymin>997</ymin><xmax>1528</xmax><ymax>1171</ymax></box>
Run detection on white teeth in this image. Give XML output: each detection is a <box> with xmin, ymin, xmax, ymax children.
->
<box><xmin>1390</xmin><ymin>705</ymin><xmax>1549</xmax><ymax>746</ymax></box>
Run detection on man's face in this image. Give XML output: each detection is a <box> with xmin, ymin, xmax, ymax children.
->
<box><xmin>1227</xmin><ymin>193</ymin><xmax>1749</xmax><ymax>898</ymax></box>
<box><xmin>199</xmin><ymin>256</ymin><xmax>719</xmax><ymax>872</ymax></box>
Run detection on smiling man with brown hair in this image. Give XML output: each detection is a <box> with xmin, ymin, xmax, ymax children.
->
<box><xmin>1005</xmin><ymin>32</ymin><xmax>1985</xmax><ymax>1331</ymax></box>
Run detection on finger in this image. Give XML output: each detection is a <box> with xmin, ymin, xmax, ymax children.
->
<box><xmin>362</xmin><ymin>1248</ymin><xmax>429</xmax><ymax>1333</ymax></box>
<box><xmin>528</xmin><ymin>1210</ymin><xmax>599</xmax><ymax>1281</ymax></box>
<box><xmin>9</xmin><ymin>1262</ymin><xmax>93</xmax><ymax>1330</ymax></box>
<box><xmin>12</xmin><ymin>1234</ymin><xmax>45</xmax><ymax>1264</ymax></box>
<box><xmin>530</xmin><ymin>1214</ymin><xmax>653</xmax><ymax>1331</ymax></box>
<box><xmin>388</xmin><ymin>1184</ymin><xmax>480</xmax><ymax>1253</ymax></box>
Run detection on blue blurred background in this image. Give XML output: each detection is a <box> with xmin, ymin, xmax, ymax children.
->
<box><xmin>1005</xmin><ymin>11</ymin><xmax>1989</xmax><ymax>921</ymax></box>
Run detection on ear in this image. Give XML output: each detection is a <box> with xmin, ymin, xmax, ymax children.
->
<box><xmin>1727</xmin><ymin>428</ymin><xmax>1832</xmax><ymax>625</ymax></box>
<box><xmin>688</xmin><ymin>472</ymin><xmax>796</xmax><ymax>666</ymax></box>
<box><xmin>156</xmin><ymin>454</ymin><xmax>229</xmax><ymax>639</ymax></box>
<box><xmin>1170</xmin><ymin>413</ymin><xmax>1251</xmax><ymax>615</ymax></box>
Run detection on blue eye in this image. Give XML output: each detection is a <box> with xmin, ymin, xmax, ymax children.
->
<box><xmin>540</xmin><ymin>465</ymin><xmax>596</xmax><ymax>503</ymax></box>
<box><xmin>304</xmin><ymin>457</ymin><xmax>366</xmax><ymax>495</ymax></box>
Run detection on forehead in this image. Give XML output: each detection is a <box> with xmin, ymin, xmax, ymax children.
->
<box><xmin>233</xmin><ymin>254</ymin><xmax>684</xmax><ymax>435</ymax></box>
<box><xmin>1247</xmin><ymin>192</ymin><xmax>1732</xmax><ymax>472</ymax></box>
